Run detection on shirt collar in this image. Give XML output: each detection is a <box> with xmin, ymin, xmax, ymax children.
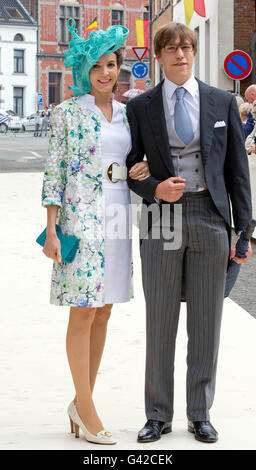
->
<box><xmin>163</xmin><ymin>74</ymin><xmax>198</xmax><ymax>100</ymax></box>
<box><xmin>79</xmin><ymin>92</ymin><xmax>114</xmax><ymax>105</ymax></box>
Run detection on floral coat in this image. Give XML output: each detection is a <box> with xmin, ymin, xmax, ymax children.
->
<box><xmin>41</xmin><ymin>96</ymin><xmax>133</xmax><ymax>307</ymax></box>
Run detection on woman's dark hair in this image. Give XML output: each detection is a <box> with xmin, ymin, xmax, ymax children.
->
<box><xmin>113</xmin><ymin>48</ymin><xmax>123</xmax><ymax>93</ymax></box>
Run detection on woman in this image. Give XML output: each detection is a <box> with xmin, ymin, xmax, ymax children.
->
<box><xmin>41</xmin><ymin>19</ymin><xmax>150</xmax><ymax>445</ymax></box>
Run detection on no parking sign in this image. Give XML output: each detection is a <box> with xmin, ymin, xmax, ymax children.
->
<box><xmin>224</xmin><ymin>50</ymin><xmax>253</xmax><ymax>93</ymax></box>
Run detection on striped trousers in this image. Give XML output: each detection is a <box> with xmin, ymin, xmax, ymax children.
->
<box><xmin>140</xmin><ymin>190</ymin><xmax>229</xmax><ymax>422</ymax></box>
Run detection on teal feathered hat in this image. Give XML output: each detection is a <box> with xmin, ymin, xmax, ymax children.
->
<box><xmin>64</xmin><ymin>18</ymin><xmax>129</xmax><ymax>96</ymax></box>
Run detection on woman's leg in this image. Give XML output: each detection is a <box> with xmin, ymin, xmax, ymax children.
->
<box><xmin>89</xmin><ymin>303</ymin><xmax>113</xmax><ymax>391</ymax></box>
<box><xmin>66</xmin><ymin>306</ymin><xmax>104</xmax><ymax>435</ymax></box>
<box><xmin>73</xmin><ymin>304</ymin><xmax>113</xmax><ymax>399</ymax></box>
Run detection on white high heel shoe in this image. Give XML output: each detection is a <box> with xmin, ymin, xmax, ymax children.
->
<box><xmin>67</xmin><ymin>401</ymin><xmax>117</xmax><ymax>445</ymax></box>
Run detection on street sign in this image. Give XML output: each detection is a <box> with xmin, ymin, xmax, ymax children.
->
<box><xmin>37</xmin><ymin>92</ymin><xmax>43</xmax><ymax>107</ymax></box>
<box><xmin>132</xmin><ymin>47</ymin><xmax>148</xmax><ymax>61</ymax></box>
<box><xmin>132</xmin><ymin>62</ymin><xmax>148</xmax><ymax>79</ymax></box>
<box><xmin>224</xmin><ymin>50</ymin><xmax>253</xmax><ymax>80</ymax></box>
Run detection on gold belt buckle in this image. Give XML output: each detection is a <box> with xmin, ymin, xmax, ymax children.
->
<box><xmin>106</xmin><ymin>162</ymin><xmax>121</xmax><ymax>183</ymax></box>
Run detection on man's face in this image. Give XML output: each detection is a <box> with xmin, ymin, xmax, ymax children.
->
<box><xmin>156</xmin><ymin>35</ymin><xmax>195</xmax><ymax>85</ymax></box>
<box><xmin>245</xmin><ymin>88</ymin><xmax>256</xmax><ymax>104</ymax></box>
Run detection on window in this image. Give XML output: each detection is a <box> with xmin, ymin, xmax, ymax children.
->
<box><xmin>154</xmin><ymin>0</ymin><xmax>158</xmax><ymax>16</ymax></box>
<box><xmin>4</xmin><ymin>7</ymin><xmax>26</xmax><ymax>21</ymax></box>
<box><xmin>14</xmin><ymin>49</ymin><xmax>24</xmax><ymax>73</ymax></box>
<box><xmin>59</xmin><ymin>4</ymin><xmax>80</xmax><ymax>43</ymax></box>
<box><xmin>14</xmin><ymin>33</ymin><xmax>24</xmax><ymax>41</ymax></box>
<box><xmin>111</xmin><ymin>10</ymin><xmax>124</xmax><ymax>25</ymax></box>
<box><xmin>143</xmin><ymin>5</ymin><xmax>149</xmax><ymax>20</ymax></box>
<box><xmin>194</xmin><ymin>27</ymin><xmax>199</xmax><ymax>78</ymax></box>
<box><xmin>49</xmin><ymin>73</ymin><xmax>61</xmax><ymax>105</ymax></box>
<box><xmin>118</xmin><ymin>69</ymin><xmax>130</xmax><ymax>83</ymax></box>
<box><xmin>13</xmin><ymin>87</ymin><xmax>24</xmax><ymax>116</ymax></box>
<box><xmin>205</xmin><ymin>20</ymin><xmax>210</xmax><ymax>84</ymax></box>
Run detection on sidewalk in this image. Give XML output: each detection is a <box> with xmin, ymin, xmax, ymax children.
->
<box><xmin>0</xmin><ymin>172</ymin><xmax>256</xmax><ymax>450</ymax></box>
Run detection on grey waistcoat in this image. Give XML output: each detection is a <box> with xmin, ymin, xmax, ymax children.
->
<box><xmin>162</xmin><ymin>87</ymin><xmax>206</xmax><ymax>192</ymax></box>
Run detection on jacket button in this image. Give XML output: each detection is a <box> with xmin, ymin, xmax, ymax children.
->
<box><xmin>195</xmin><ymin>168</ymin><xmax>199</xmax><ymax>172</ymax></box>
<box><xmin>196</xmin><ymin>154</ymin><xmax>199</xmax><ymax>158</ymax></box>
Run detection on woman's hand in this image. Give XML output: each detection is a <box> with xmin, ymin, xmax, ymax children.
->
<box><xmin>42</xmin><ymin>232</ymin><xmax>62</xmax><ymax>264</ymax></box>
<box><xmin>129</xmin><ymin>161</ymin><xmax>151</xmax><ymax>180</ymax></box>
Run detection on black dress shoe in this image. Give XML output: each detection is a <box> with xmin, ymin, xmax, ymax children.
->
<box><xmin>137</xmin><ymin>419</ymin><xmax>172</xmax><ymax>443</ymax></box>
<box><xmin>188</xmin><ymin>420</ymin><xmax>218</xmax><ymax>443</ymax></box>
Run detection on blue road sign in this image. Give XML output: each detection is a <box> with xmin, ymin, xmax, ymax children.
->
<box><xmin>132</xmin><ymin>62</ymin><xmax>148</xmax><ymax>79</ymax></box>
<box><xmin>37</xmin><ymin>93</ymin><xmax>43</xmax><ymax>107</ymax></box>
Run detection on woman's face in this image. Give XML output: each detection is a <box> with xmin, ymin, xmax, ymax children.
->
<box><xmin>89</xmin><ymin>52</ymin><xmax>120</xmax><ymax>95</ymax></box>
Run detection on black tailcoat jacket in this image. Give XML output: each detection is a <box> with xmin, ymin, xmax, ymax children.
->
<box><xmin>126</xmin><ymin>78</ymin><xmax>252</xmax><ymax>264</ymax></box>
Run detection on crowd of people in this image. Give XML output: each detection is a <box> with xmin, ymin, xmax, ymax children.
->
<box><xmin>236</xmin><ymin>84</ymin><xmax>256</xmax><ymax>155</ymax></box>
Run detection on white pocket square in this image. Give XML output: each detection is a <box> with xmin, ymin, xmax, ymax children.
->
<box><xmin>214</xmin><ymin>120</ymin><xmax>226</xmax><ymax>128</ymax></box>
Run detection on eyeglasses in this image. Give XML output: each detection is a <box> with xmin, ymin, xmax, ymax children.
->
<box><xmin>163</xmin><ymin>44</ymin><xmax>194</xmax><ymax>54</ymax></box>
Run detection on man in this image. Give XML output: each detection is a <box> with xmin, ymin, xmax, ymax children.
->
<box><xmin>126</xmin><ymin>22</ymin><xmax>252</xmax><ymax>443</ymax></box>
<box><xmin>245</xmin><ymin>99</ymin><xmax>256</xmax><ymax>154</ymax></box>
<box><xmin>33</xmin><ymin>110</ymin><xmax>40</xmax><ymax>137</ymax></box>
<box><xmin>244</xmin><ymin>85</ymin><xmax>256</xmax><ymax>137</ymax></box>
<box><xmin>245</xmin><ymin>84</ymin><xmax>256</xmax><ymax>104</ymax></box>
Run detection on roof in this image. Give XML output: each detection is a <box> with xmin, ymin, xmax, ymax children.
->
<box><xmin>0</xmin><ymin>0</ymin><xmax>37</xmax><ymax>26</ymax></box>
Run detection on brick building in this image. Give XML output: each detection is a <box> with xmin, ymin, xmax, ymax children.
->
<box><xmin>234</xmin><ymin>0</ymin><xmax>256</xmax><ymax>96</ymax></box>
<box><xmin>21</xmin><ymin>0</ymin><xmax>150</xmax><ymax>106</ymax></box>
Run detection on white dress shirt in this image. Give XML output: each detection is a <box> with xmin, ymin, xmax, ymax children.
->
<box><xmin>163</xmin><ymin>74</ymin><xmax>200</xmax><ymax>134</ymax></box>
<box><xmin>155</xmin><ymin>75</ymin><xmax>200</xmax><ymax>203</ymax></box>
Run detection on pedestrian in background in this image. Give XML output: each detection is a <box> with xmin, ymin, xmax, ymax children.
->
<box><xmin>33</xmin><ymin>111</ymin><xmax>40</xmax><ymax>137</ymax></box>
<box><xmin>239</xmin><ymin>102</ymin><xmax>252</xmax><ymax>129</ymax></box>
<box><xmin>243</xmin><ymin>84</ymin><xmax>256</xmax><ymax>138</ymax></box>
<box><xmin>40</xmin><ymin>106</ymin><xmax>50</xmax><ymax>137</ymax></box>
<box><xmin>245</xmin><ymin>100</ymin><xmax>256</xmax><ymax>154</ymax></box>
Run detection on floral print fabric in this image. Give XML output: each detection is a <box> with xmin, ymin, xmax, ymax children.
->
<box><xmin>41</xmin><ymin>97</ymin><xmax>133</xmax><ymax>307</ymax></box>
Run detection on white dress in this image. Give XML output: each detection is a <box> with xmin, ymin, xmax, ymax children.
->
<box><xmin>77</xmin><ymin>93</ymin><xmax>132</xmax><ymax>303</ymax></box>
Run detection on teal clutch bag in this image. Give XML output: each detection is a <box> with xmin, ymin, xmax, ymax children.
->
<box><xmin>36</xmin><ymin>224</ymin><xmax>80</xmax><ymax>263</ymax></box>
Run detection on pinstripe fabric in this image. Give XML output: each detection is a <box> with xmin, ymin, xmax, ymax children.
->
<box><xmin>140</xmin><ymin>190</ymin><xmax>229</xmax><ymax>422</ymax></box>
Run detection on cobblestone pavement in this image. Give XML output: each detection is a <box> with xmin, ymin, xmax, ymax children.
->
<box><xmin>229</xmin><ymin>232</ymin><xmax>256</xmax><ymax>319</ymax></box>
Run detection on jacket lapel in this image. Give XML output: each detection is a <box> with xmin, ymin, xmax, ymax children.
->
<box><xmin>196</xmin><ymin>78</ymin><xmax>216</xmax><ymax>165</ymax></box>
<box><xmin>146</xmin><ymin>79</ymin><xmax>175</xmax><ymax>175</ymax></box>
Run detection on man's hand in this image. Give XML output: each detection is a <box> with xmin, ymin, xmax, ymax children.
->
<box><xmin>230</xmin><ymin>234</ymin><xmax>253</xmax><ymax>264</ymax></box>
<box><xmin>246</xmin><ymin>144</ymin><xmax>256</xmax><ymax>155</ymax></box>
<box><xmin>154</xmin><ymin>177</ymin><xmax>186</xmax><ymax>203</ymax></box>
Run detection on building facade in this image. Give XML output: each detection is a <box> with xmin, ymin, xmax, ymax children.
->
<box><xmin>21</xmin><ymin>0</ymin><xmax>150</xmax><ymax>107</ymax></box>
<box><xmin>151</xmin><ymin>0</ymin><xmax>256</xmax><ymax>96</ymax></box>
<box><xmin>172</xmin><ymin>0</ymin><xmax>234</xmax><ymax>92</ymax></box>
<box><xmin>0</xmin><ymin>0</ymin><xmax>37</xmax><ymax>116</ymax></box>
<box><xmin>151</xmin><ymin>0</ymin><xmax>172</xmax><ymax>87</ymax></box>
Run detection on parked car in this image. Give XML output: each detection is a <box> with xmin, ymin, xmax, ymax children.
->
<box><xmin>0</xmin><ymin>109</ymin><xmax>23</xmax><ymax>131</ymax></box>
<box><xmin>0</xmin><ymin>113</ymin><xmax>9</xmax><ymax>133</ymax></box>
